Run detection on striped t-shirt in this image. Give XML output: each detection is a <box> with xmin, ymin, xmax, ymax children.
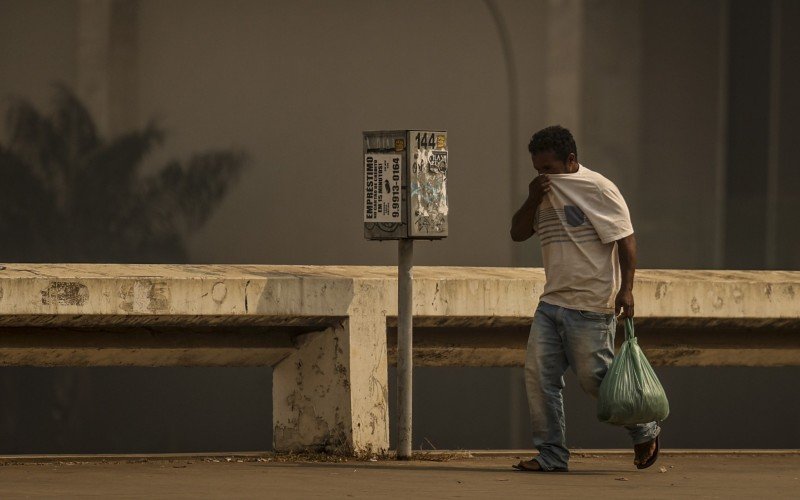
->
<box><xmin>533</xmin><ymin>164</ymin><xmax>633</xmax><ymax>314</ymax></box>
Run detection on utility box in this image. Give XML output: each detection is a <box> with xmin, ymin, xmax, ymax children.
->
<box><xmin>363</xmin><ymin>130</ymin><xmax>448</xmax><ymax>240</ymax></box>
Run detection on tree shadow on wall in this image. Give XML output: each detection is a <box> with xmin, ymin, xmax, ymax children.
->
<box><xmin>0</xmin><ymin>84</ymin><xmax>247</xmax><ymax>453</ymax></box>
<box><xmin>0</xmin><ymin>83</ymin><xmax>245</xmax><ymax>263</ymax></box>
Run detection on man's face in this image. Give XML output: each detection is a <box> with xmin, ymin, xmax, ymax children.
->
<box><xmin>531</xmin><ymin>150</ymin><xmax>576</xmax><ymax>175</ymax></box>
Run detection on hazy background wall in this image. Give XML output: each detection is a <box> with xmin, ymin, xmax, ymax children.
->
<box><xmin>0</xmin><ymin>0</ymin><xmax>76</xmax><ymax>105</ymax></box>
<box><xmin>137</xmin><ymin>0</ymin><xmax>534</xmax><ymax>268</ymax></box>
<box><xmin>0</xmin><ymin>0</ymin><xmax>798</xmax><ymax>453</ymax></box>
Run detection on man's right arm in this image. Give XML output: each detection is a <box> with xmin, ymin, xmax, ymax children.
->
<box><xmin>510</xmin><ymin>175</ymin><xmax>550</xmax><ymax>242</ymax></box>
<box><xmin>510</xmin><ymin>197</ymin><xmax>538</xmax><ymax>241</ymax></box>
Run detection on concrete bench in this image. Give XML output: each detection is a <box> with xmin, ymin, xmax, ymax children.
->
<box><xmin>0</xmin><ymin>265</ymin><xmax>798</xmax><ymax>455</ymax></box>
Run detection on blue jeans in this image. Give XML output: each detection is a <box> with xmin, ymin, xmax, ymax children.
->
<box><xmin>524</xmin><ymin>301</ymin><xmax>661</xmax><ymax>471</ymax></box>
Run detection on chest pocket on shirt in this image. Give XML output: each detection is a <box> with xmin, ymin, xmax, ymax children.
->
<box><xmin>564</xmin><ymin>205</ymin><xmax>587</xmax><ymax>227</ymax></box>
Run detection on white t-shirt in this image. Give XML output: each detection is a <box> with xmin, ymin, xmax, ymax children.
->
<box><xmin>533</xmin><ymin>164</ymin><xmax>633</xmax><ymax>313</ymax></box>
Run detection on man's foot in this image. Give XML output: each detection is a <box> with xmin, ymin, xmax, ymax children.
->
<box><xmin>633</xmin><ymin>435</ymin><xmax>660</xmax><ymax>469</ymax></box>
<box><xmin>513</xmin><ymin>459</ymin><xmax>543</xmax><ymax>471</ymax></box>
<box><xmin>512</xmin><ymin>459</ymin><xmax>568</xmax><ymax>472</ymax></box>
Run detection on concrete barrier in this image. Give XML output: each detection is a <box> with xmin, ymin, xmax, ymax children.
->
<box><xmin>0</xmin><ymin>265</ymin><xmax>798</xmax><ymax>454</ymax></box>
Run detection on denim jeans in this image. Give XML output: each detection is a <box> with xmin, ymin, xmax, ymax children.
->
<box><xmin>524</xmin><ymin>301</ymin><xmax>661</xmax><ymax>471</ymax></box>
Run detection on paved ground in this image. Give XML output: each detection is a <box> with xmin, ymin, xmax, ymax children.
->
<box><xmin>0</xmin><ymin>453</ymin><xmax>798</xmax><ymax>499</ymax></box>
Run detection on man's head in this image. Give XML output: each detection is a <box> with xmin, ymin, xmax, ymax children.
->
<box><xmin>528</xmin><ymin>125</ymin><xmax>578</xmax><ymax>174</ymax></box>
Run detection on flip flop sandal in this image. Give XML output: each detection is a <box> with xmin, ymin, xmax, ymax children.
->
<box><xmin>636</xmin><ymin>435</ymin><xmax>660</xmax><ymax>470</ymax></box>
<box><xmin>512</xmin><ymin>460</ymin><xmax>568</xmax><ymax>473</ymax></box>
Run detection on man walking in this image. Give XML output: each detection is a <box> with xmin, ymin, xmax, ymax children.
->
<box><xmin>510</xmin><ymin>125</ymin><xmax>660</xmax><ymax>472</ymax></box>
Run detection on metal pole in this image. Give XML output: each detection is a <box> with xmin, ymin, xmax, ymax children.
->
<box><xmin>713</xmin><ymin>0</ymin><xmax>730</xmax><ymax>268</ymax></box>
<box><xmin>397</xmin><ymin>238</ymin><xmax>414</xmax><ymax>459</ymax></box>
<box><xmin>765</xmin><ymin>0</ymin><xmax>781</xmax><ymax>269</ymax></box>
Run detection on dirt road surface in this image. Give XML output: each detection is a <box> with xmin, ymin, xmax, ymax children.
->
<box><xmin>0</xmin><ymin>453</ymin><xmax>798</xmax><ymax>499</ymax></box>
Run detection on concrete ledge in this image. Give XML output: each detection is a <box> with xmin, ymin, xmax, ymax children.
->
<box><xmin>0</xmin><ymin>326</ymin><xmax>308</xmax><ymax>367</ymax></box>
<box><xmin>0</xmin><ymin>264</ymin><xmax>798</xmax><ymax>455</ymax></box>
<box><xmin>387</xmin><ymin>325</ymin><xmax>800</xmax><ymax>367</ymax></box>
<box><xmin>2</xmin><ymin>265</ymin><xmax>797</xmax><ymax>328</ymax></box>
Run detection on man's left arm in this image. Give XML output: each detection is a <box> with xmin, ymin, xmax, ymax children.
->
<box><xmin>615</xmin><ymin>234</ymin><xmax>637</xmax><ymax>318</ymax></box>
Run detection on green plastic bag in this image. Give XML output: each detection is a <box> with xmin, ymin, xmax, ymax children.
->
<box><xmin>597</xmin><ymin>318</ymin><xmax>669</xmax><ymax>425</ymax></box>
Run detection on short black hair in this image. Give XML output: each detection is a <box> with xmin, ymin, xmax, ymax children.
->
<box><xmin>528</xmin><ymin>125</ymin><xmax>577</xmax><ymax>163</ymax></box>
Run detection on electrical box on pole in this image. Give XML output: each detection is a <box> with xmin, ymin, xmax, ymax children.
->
<box><xmin>362</xmin><ymin>129</ymin><xmax>448</xmax><ymax>460</ymax></box>
<box><xmin>363</xmin><ymin>130</ymin><xmax>448</xmax><ymax>240</ymax></box>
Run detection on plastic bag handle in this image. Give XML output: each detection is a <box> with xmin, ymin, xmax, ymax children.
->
<box><xmin>624</xmin><ymin>317</ymin><xmax>635</xmax><ymax>341</ymax></box>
